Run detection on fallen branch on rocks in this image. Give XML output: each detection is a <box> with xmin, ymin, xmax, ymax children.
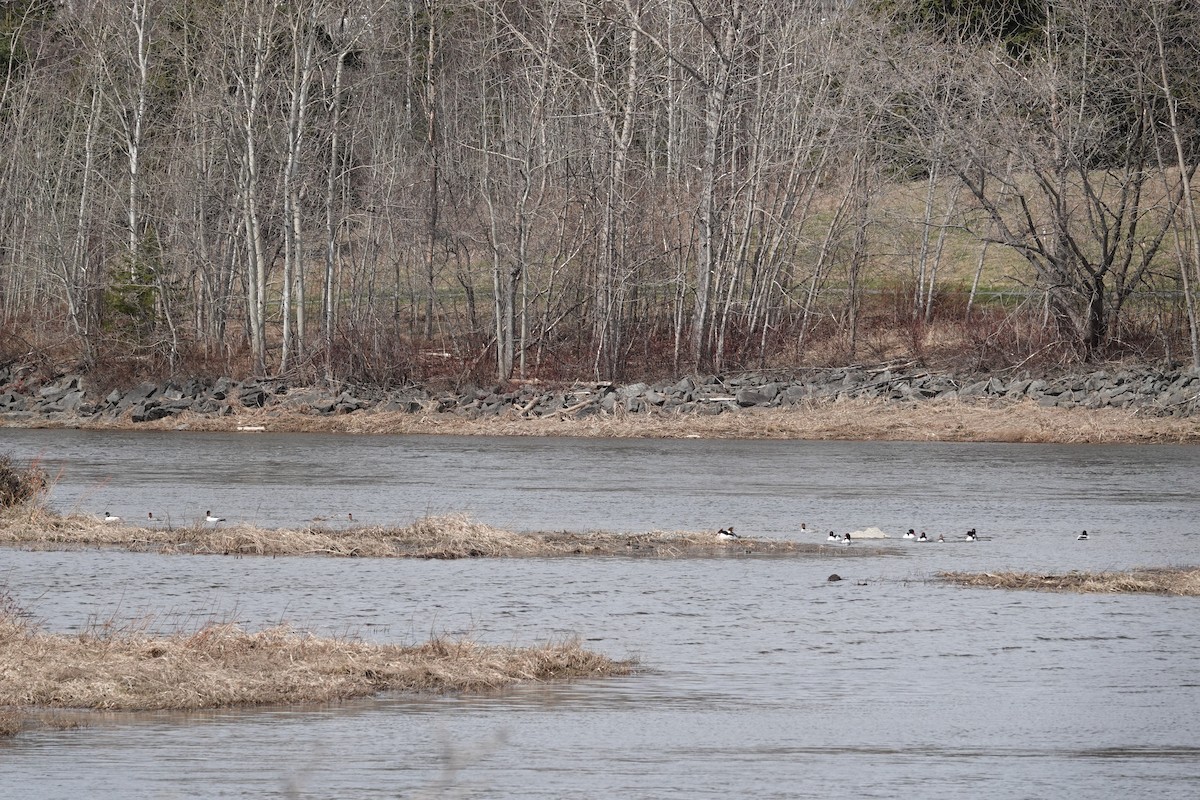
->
<box><xmin>102</xmin><ymin>398</ymin><xmax>1200</xmax><ymax>444</ymax></box>
<box><xmin>3</xmin><ymin>364</ymin><xmax>1199</xmax><ymax>435</ymax></box>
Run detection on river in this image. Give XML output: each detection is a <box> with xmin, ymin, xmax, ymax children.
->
<box><xmin>1</xmin><ymin>429</ymin><xmax>1198</xmax><ymax>798</ymax></box>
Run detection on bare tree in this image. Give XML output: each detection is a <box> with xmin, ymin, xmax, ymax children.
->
<box><xmin>948</xmin><ymin>1</ymin><xmax>1187</xmax><ymax>356</ymax></box>
<box><xmin>1147</xmin><ymin>0</ymin><xmax>1200</xmax><ymax>368</ymax></box>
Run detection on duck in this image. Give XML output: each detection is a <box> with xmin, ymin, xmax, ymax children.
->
<box><xmin>717</xmin><ymin>526</ymin><xmax>740</xmax><ymax>540</ymax></box>
<box><xmin>205</xmin><ymin>510</ymin><xmax>226</xmax><ymax>523</ymax></box>
<box><xmin>103</xmin><ymin>511</ymin><xmax>121</xmax><ymax>523</ymax></box>
<box><xmin>827</xmin><ymin>531</ymin><xmax>838</xmax><ymax>542</ymax></box>
<box><xmin>903</xmin><ymin>529</ymin><xmax>916</xmax><ymax>540</ymax></box>
<box><xmin>799</xmin><ymin>522</ymin><xmax>807</xmax><ymax>533</ymax></box>
<box><xmin>1077</xmin><ymin>530</ymin><xmax>1088</xmax><ymax>541</ymax></box>
<box><xmin>937</xmin><ymin>534</ymin><xmax>945</xmax><ymax>543</ymax></box>
<box><xmin>918</xmin><ymin>531</ymin><xmax>928</xmax><ymax>542</ymax></box>
<box><xmin>965</xmin><ymin>528</ymin><xmax>977</xmax><ymax>541</ymax></box>
<box><xmin>843</xmin><ymin>532</ymin><xmax>852</xmax><ymax>544</ymax></box>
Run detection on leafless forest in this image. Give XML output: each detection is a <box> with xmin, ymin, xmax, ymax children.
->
<box><xmin>2</xmin><ymin>0</ymin><xmax>1198</xmax><ymax>387</ymax></box>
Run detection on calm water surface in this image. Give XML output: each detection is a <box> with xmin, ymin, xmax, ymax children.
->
<box><xmin>1</xmin><ymin>430</ymin><xmax>1199</xmax><ymax>798</ymax></box>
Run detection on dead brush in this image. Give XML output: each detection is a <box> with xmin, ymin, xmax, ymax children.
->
<box><xmin>0</xmin><ymin>455</ymin><xmax>47</xmax><ymax>508</ymax></box>
<box><xmin>0</xmin><ymin>607</ymin><xmax>634</xmax><ymax>716</ymax></box>
<box><xmin>81</xmin><ymin>396</ymin><xmax>1200</xmax><ymax>444</ymax></box>
<box><xmin>938</xmin><ymin>568</ymin><xmax>1200</xmax><ymax>596</ymax></box>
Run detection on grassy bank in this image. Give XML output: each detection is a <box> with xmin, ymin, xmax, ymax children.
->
<box><xmin>17</xmin><ymin>398</ymin><xmax>1199</xmax><ymax>444</ymax></box>
<box><xmin>938</xmin><ymin>568</ymin><xmax>1200</xmax><ymax>596</ymax></box>
<box><xmin>0</xmin><ymin>508</ymin><xmax>867</xmax><ymax>559</ymax></box>
<box><xmin>0</xmin><ymin>603</ymin><xmax>633</xmax><ymax>736</ymax></box>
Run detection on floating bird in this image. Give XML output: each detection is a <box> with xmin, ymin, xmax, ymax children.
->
<box><xmin>205</xmin><ymin>510</ymin><xmax>226</xmax><ymax>523</ymax></box>
<box><xmin>843</xmin><ymin>532</ymin><xmax>852</xmax><ymax>544</ymax></box>
<box><xmin>903</xmin><ymin>529</ymin><xmax>916</xmax><ymax>540</ymax></box>
<box><xmin>966</xmin><ymin>529</ymin><xmax>977</xmax><ymax>541</ymax></box>
<box><xmin>103</xmin><ymin>512</ymin><xmax>121</xmax><ymax>523</ymax></box>
<box><xmin>1077</xmin><ymin>530</ymin><xmax>1088</xmax><ymax>541</ymax></box>
<box><xmin>348</xmin><ymin>512</ymin><xmax>355</xmax><ymax>523</ymax></box>
<box><xmin>918</xmin><ymin>531</ymin><xmax>928</xmax><ymax>542</ymax></box>
<box><xmin>799</xmin><ymin>522</ymin><xmax>807</xmax><ymax>533</ymax></box>
<box><xmin>937</xmin><ymin>534</ymin><xmax>945</xmax><ymax>543</ymax></box>
<box><xmin>717</xmin><ymin>526</ymin><xmax>740</xmax><ymax>540</ymax></box>
<box><xmin>827</xmin><ymin>531</ymin><xmax>838</xmax><ymax>542</ymax></box>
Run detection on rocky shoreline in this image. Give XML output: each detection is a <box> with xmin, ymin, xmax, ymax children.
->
<box><xmin>2</xmin><ymin>362</ymin><xmax>1198</xmax><ymax>427</ymax></box>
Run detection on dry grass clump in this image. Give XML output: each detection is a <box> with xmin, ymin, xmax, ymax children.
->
<box><xmin>0</xmin><ymin>507</ymin><xmax>526</xmax><ymax>559</ymax></box>
<box><xmin>938</xmin><ymin>568</ymin><xmax>1200</xmax><ymax>596</ymax></box>
<box><xmin>0</xmin><ymin>607</ymin><xmax>633</xmax><ymax>728</ymax></box>
<box><xmin>0</xmin><ymin>707</ymin><xmax>89</xmax><ymax>737</ymax></box>
<box><xmin>539</xmin><ymin>529</ymin><xmax>851</xmax><ymax>558</ymax></box>
<box><xmin>41</xmin><ymin>397</ymin><xmax>1200</xmax><ymax>444</ymax></box>
<box><xmin>0</xmin><ymin>454</ymin><xmax>47</xmax><ymax>508</ymax></box>
<box><xmin>0</xmin><ymin>507</ymin><xmax>872</xmax><ymax>559</ymax></box>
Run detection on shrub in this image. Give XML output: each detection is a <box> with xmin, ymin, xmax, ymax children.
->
<box><xmin>0</xmin><ymin>455</ymin><xmax>47</xmax><ymax>508</ymax></box>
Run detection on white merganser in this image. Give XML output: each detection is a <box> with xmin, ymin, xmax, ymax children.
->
<box><xmin>103</xmin><ymin>512</ymin><xmax>121</xmax><ymax>523</ymax></box>
<box><xmin>843</xmin><ymin>532</ymin><xmax>852</xmax><ymax>544</ymax></box>
<box><xmin>1077</xmin><ymin>530</ymin><xmax>1088</xmax><ymax>541</ymax></box>
<box><xmin>205</xmin><ymin>510</ymin><xmax>226</xmax><ymax>523</ymax></box>
<box><xmin>903</xmin><ymin>529</ymin><xmax>916</xmax><ymax>540</ymax></box>
<box><xmin>827</xmin><ymin>531</ymin><xmax>838</xmax><ymax>542</ymax></box>
<box><xmin>717</xmin><ymin>526</ymin><xmax>739</xmax><ymax>540</ymax></box>
<box><xmin>918</xmin><ymin>531</ymin><xmax>928</xmax><ymax>542</ymax></box>
<box><xmin>966</xmin><ymin>528</ymin><xmax>977</xmax><ymax>541</ymax></box>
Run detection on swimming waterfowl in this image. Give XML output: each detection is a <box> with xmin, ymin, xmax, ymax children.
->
<box><xmin>903</xmin><ymin>529</ymin><xmax>916</xmax><ymax>540</ymax></box>
<box><xmin>965</xmin><ymin>529</ymin><xmax>977</xmax><ymax>541</ymax></box>
<box><xmin>1077</xmin><ymin>530</ymin><xmax>1088</xmax><ymax>541</ymax></box>
<box><xmin>918</xmin><ymin>531</ymin><xmax>928</xmax><ymax>542</ymax></box>
<box><xmin>205</xmin><ymin>510</ymin><xmax>226</xmax><ymax>523</ymax></box>
<box><xmin>103</xmin><ymin>512</ymin><xmax>121</xmax><ymax>523</ymax></box>
<box><xmin>717</xmin><ymin>526</ymin><xmax>740</xmax><ymax>540</ymax></box>
<box><xmin>827</xmin><ymin>531</ymin><xmax>838</xmax><ymax>542</ymax></box>
<box><xmin>937</xmin><ymin>534</ymin><xmax>945</xmax><ymax>543</ymax></box>
<box><xmin>843</xmin><ymin>532</ymin><xmax>852</xmax><ymax>544</ymax></box>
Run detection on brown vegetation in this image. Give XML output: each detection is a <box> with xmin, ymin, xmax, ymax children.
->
<box><xmin>0</xmin><ymin>508</ymin><xmax>871</xmax><ymax>560</ymax></box>
<box><xmin>0</xmin><ymin>605</ymin><xmax>633</xmax><ymax>735</ymax></box>
<box><xmin>0</xmin><ymin>455</ymin><xmax>47</xmax><ymax>508</ymax></box>
<box><xmin>26</xmin><ymin>397</ymin><xmax>1200</xmax><ymax>444</ymax></box>
<box><xmin>938</xmin><ymin>568</ymin><xmax>1200</xmax><ymax>596</ymax></box>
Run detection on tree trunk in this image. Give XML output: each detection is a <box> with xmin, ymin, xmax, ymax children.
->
<box><xmin>323</xmin><ymin>50</ymin><xmax>348</xmax><ymax>384</ymax></box>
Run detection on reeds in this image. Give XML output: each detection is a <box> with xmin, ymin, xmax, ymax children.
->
<box><xmin>0</xmin><ymin>455</ymin><xmax>47</xmax><ymax>508</ymax></box>
<box><xmin>0</xmin><ymin>507</ymin><xmax>864</xmax><ymax>559</ymax></box>
<box><xmin>0</xmin><ymin>605</ymin><xmax>633</xmax><ymax>732</ymax></box>
<box><xmin>938</xmin><ymin>568</ymin><xmax>1200</xmax><ymax>596</ymax></box>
